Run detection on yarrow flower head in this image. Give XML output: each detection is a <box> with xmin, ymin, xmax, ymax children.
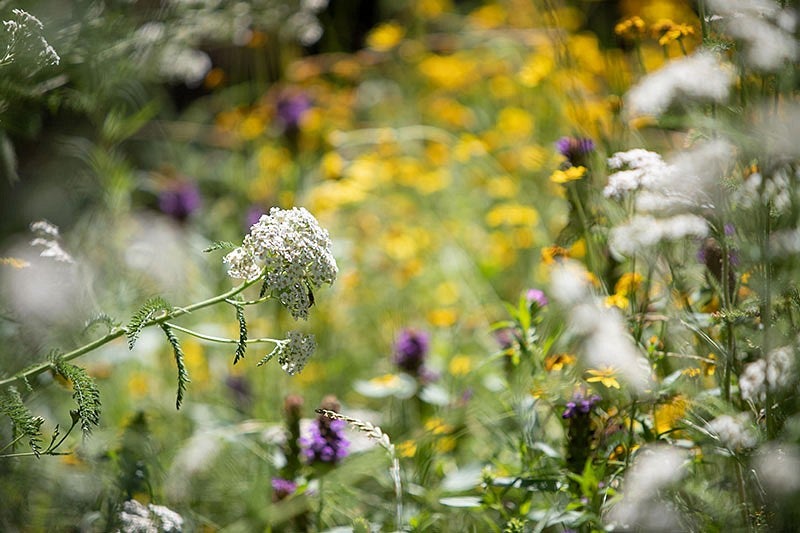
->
<box><xmin>224</xmin><ymin>206</ymin><xmax>337</xmax><ymax>320</ymax></box>
<box><xmin>258</xmin><ymin>330</ymin><xmax>316</xmax><ymax>376</ymax></box>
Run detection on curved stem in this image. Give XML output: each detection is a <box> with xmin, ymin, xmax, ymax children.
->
<box><xmin>166</xmin><ymin>323</ymin><xmax>282</xmax><ymax>345</ymax></box>
<box><xmin>0</xmin><ymin>278</ymin><xmax>260</xmax><ymax>389</ymax></box>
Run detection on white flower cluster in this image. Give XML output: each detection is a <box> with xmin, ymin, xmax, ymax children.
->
<box><xmin>118</xmin><ymin>499</ymin><xmax>184</xmax><ymax>533</ymax></box>
<box><xmin>270</xmin><ymin>330</ymin><xmax>316</xmax><ymax>375</ymax></box>
<box><xmin>1</xmin><ymin>9</ymin><xmax>60</xmax><ymax>67</ymax></box>
<box><xmin>224</xmin><ymin>207</ymin><xmax>337</xmax><ymax>320</ymax></box>
<box><xmin>550</xmin><ymin>260</ymin><xmax>652</xmax><ymax>392</ymax></box>
<box><xmin>604</xmin><ymin>141</ymin><xmax>734</xmax><ymax>258</ymax></box>
<box><xmin>30</xmin><ymin>220</ymin><xmax>74</xmax><ymax>263</ymax></box>
<box><xmin>625</xmin><ymin>51</ymin><xmax>734</xmax><ymax>118</ymax></box>
<box><xmin>735</xmin><ymin>168</ymin><xmax>793</xmax><ymax>213</ymax></box>
<box><xmin>607</xmin><ymin>445</ymin><xmax>688</xmax><ymax>530</ymax></box>
<box><xmin>707</xmin><ymin>0</ymin><xmax>798</xmax><ymax>72</ymax></box>
<box><xmin>706</xmin><ymin>413</ymin><xmax>757</xmax><ymax>451</ymax></box>
<box><xmin>739</xmin><ymin>345</ymin><xmax>796</xmax><ymax>404</ymax></box>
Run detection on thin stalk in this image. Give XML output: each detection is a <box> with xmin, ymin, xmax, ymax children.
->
<box><xmin>762</xmin><ymin>203</ymin><xmax>775</xmax><ymax>438</ymax></box>
<box><xmin>624</xmin><ymin>399</ymin><xmax>637</xmax><ymax>471</ymax></box>
<box><xmin>165</xmin><ymin>323</ymin><xmax>282</xmax><ymax>345</ymax></box>
<box><xmin>0</xmin><ymin>278</ymin><xmax>261</xmax><ymax>389</ymax></box>
<box><xmin>720</xmin><ymin>229</ymin><xmax>736</xmax><ymax>404</ymax></box>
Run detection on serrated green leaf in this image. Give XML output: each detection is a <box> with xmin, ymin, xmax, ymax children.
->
<box><xmin>203</xmin><ymin>241</ymin><xmax>236</xmax><ymax>253</ymax></box>
<box><xmin>52</xmin><ymin>360</ymin><xmax>101</xmax><ymax>439</ymax></box>
<box><xmin>127</xmin><ymin>296</ymin><xmax>171</xmax><ymax>350</ymax></box>
<box><xmin>233</xmin><ymin>304</ymin><xmax>247</xmax><ymax>365</ymax></box>
<box><xmin>160</xmin><ymin>324</ymin><xmax>190</xmax><ymax>410</ymax></box>
<box><xmin>0</xmin><ymin>386</ymin><xmax>44</xmax><ymax>455</ymax></box>
<box><xmin>83</xmin><ymin>312</ymin><xmax>119</xmax><ymax>335</ymax></box>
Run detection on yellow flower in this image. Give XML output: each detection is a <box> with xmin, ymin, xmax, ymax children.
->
<box><xmin>449</xmin><ymin>355</ymin><xmax>473</xmax><ymax>376</ymax></box>
<box><xmin>541</xmin><ymin>245</ymin><xmax>570</xmax><ymax>264</ymax></box>
<box><xmin>651</xmin><ymin>19</ymin><xmax>694</xmax><ymax>46</ymax></box>
<box><xmin>397</xmin><ymin>440</ymin><xmax>417</xmax><ymax>458</ymax></box>
<box><xmin>0</xmin><ymin>257</ymin><xmax>30</xmax><ymax>268</ymax></box>
<box><xmin>614</xmin><ymin>16</ymin><xmax>646</xmax><ymax>39</ymax></box>
<box><xmin>549</xmin><ymin>166</ymin><xmax>586</xmax><ymax>184</ymax></box>
<box><xmin>321</xmin><ymin>151</ymin><xmax>344</xmax><ymax>179</ymax></box>
<box><xmin>654</xmin><ymin>395</ymin><xmax>689</xmax><ymax>436</ymax></box>
<box><xmin>427</xmin><ymin>308</ymin><xmax>458</xmax><ymax>327</ymax></box>
<box><xmin>703</xmin><ymin>353</ymin><xmax>716</xmax><ymax>377</ymax></box>
<box><xmin>604</xmin><ymin>293</ymin><xmax>629</xmax><ymax>309</ymax></box>
<box><xmin>486</xmin><ymin>176</ymin><xmax>519</xmax><ymax>198</ymax></box>
<box><xmin>468</xmin><ymin>4</ymin><xmax>506</xmax><ymax>29</ymax></box>
<box><xmin>485</xmin><ymin>203</ymin><xmax>540</xmax><ymax>227</ymax></box>
<box><xmin>568</xmin><ymin>239</ymin><xmax>586</xmax><ymax>259</ymax></box>
<box><xmin>614</xmin><ymin>272</ymin><xmax>643</xmax><ymax>296</ymax></box>
<box><xmin>366</xmin><ymin>22</ymin><xmax>406</xmax><ymax>51</ymax></box>
<box><xmin>424</xmin><ymin>417</ymin><xmax>453</xmax><ymax>435</ymax></box>
<box><xmin>418</xmin><ymin>54</ymin><xmax>478</xmax><ymax>90</ymax></box>
<box><xmin>496</xmin><ymin>107</ymin><xmax>534</xmax><ymax>139</ymax></box>
<box><xmin>586</xmin><ymin>367</ymin><xmax>621</xmax><ymax>389</ymax></box>
<box><xmin>544</xmin><ymin>353</ymin><xmax>576</xmax><ymax>372</ymax></box>
<box><xmin>127</xmin><ymin>372</ymin><xmax>149</xmax><ymax>398</ymax></box>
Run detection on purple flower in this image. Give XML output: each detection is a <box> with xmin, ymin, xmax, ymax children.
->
<box><xmin>393</xmin><ymin>329</ymin><xmax>430</xmax><ymax>374</ymax></box>
<box><xmin>562</xmin><ymin>391</ymin><xmax>601</xmax><ymax>419</ymax></box>
<box><xmin>159</xmin><ymin>180</ymin><xmax>201</xmax><ymax>221</ymax></box>
<box><xmin>271</xmin><ymin>477</ymin><xmax>297</xmax><ymax>501</ymax></box>
<box><xmin>526</xmin><ymin>288</ymin><xmax>548</xmax><ymax>309</ymax></box>
<box><xmin>300</xmin><ymin>418</ymin><xmax>349</xmax><ymax>464</ymax></box>
<box><xmin>277</xmin><ymin>91</ymin><xmax>311</xmax><ymax>130</ymax></box>
<box><xmin>555</xmin><ymin>136</ymin><xmax>595</xmax><ymax>165</ymax></box>
<box><xmin>245</xmin><ymin>205</ymin><xmax>266</xmax><ymax>230</ymax></box>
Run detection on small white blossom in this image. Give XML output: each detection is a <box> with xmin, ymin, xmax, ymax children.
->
<box><xmin>739</xmin><ymin>345</ymin><xmax>796</xmax><ymax>404</ymax></box>
<box><xmin>609</xmin><ymin>214</ymin><xmax>708</xmax><ymax>257</ymax></box>
<box><xmin>625</xmin><ymin>51</ymin><xmax>734</xmax><ymax>118</ymax></box>
<box><xmin>29</xmin><ymin>220</ymin><xmax>74</xmax><ymax>263</ymax></box>
<box><xmin>1</xmin><ymin>9</ymin><xmax>60</xmax><ymax>67</ymax></box>
<box><xmin>739</xmin><ymin>358</ymin><xmax>767</xmax><ymax>404</ymax></box>
<box><xmin>279</xmin><ymin>330</ymin><xmax>316</xmax><ymax>375</ymax></box>
<box><xmin>706</xmin><ymin>413</ymin><xmax>757</xmax><ymax>451</ymax></box>
<box><xmin>224</xmin><ymin>207</ymin><xmax>337</xmax><ymax>320</ymax></box>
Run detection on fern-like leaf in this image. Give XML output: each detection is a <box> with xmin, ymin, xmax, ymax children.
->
<box><xmin>259</xmin><ymin>275</ymin><xmax>270</xmax><ymax>298</ymax></box>
<box><xmin>127</xmin><ymin>296</ymin><xmax>171</xmax><ymax>350</ymax></box>
<box><xmin>83</xmin><ymin>312</ymin><xmax>120</xmax><ymax>335</ymax></box>
<box><xmin>0</xmin><ymin>386</ymin><xmax>44</xmax><ymax>456</ymax></box>
<box><xmin>203</xmin><ymin>241</ymin><xmax>235</xmax><ymax>253</ymax></box>
<box><xmin>160</xmin><ymin>324</ymin><xmax>190</xmax><ymax>410</ymax></box>
<box><xmin>52</xmin><ymin>359</ymin><xmax>101</xmax><ymax>439</ymax></box>
<box><xmin>234</xmin><ymin>304</ymin><xmax>247</xmax><ymax>365</ymax></box>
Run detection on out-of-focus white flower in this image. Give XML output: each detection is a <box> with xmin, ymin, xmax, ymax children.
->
<box><xmin>550</xmin><ymin>261</ymin><xmax>652</xmax><ymax>392</ymax></box>
<box><xmin>707</xmin><ymin>0</ymin><xmax>798</xmax><ymax>71</ymax></box>
<box><xmin>735</xmin><ymin>169</ymin><xmax>792</xmax><ymax>212</ymax></box>
<box><xmin>604</xmin><ymin>149</ymin><xmax>670</xmax><ymax>199</ymax></box>
<box><xmin>609</xmin><ymin>214</ymin><xmax>708</xmax><ymax>257</ymax></box>
<box><xmin>706</xmin><ymin>413</ymin><xmax>757</xmax><ymax>451</ymax></box>
<box><xmin>625</xmin><ymin>51</ymin><xmax>734</xmax><ymax>118</ymax></box>
<box><xmin>225</xmin><ymin>207</ymin><xmax>337</xmax><ymax>320</ymax></box>
<box><xmin>118</xmin><ymin>499</ymin><xmax>184</xmax><ymax>533</ymax></box>
<box><xmin>753</xmin><ymin>443</ymin><xmax>800</xmax><ymax>496</ymax></box>
<box><xmin>606</xmin><ymin>445</ymin><xmax>688</xmax><ymax>530</ymax></box>
<box><xmin>739</xmin><ymin>345</ymin><xmax>796</xmax><ymax>404</ymax></box>
<box><xmin>29</xmin><ymin>219</ymin><xmax>74</xmax><ymax>263</ymax></box>
<box><xmin>159</xmin><ymin>44</ymin><xmax>211</xmax><ymax>88</ymax></box>
<box><xmin>1</xmin><ymin>9</ymin><xmax>60</xmax><ymax>67</ymax></box>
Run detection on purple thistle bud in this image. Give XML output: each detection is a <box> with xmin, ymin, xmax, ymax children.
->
<box><xmin>526</xmin><ymin>288</ymin><xmax>548</xmax><ymax>309</ymax></box>
<box><xmin>562</xmin><ymin>391</ymin><xmax>601</xmax><ymax>419</ymax></box>
<box><xmin>159</xmin><ymin>180</ymin><xmax>202</xmax><ymax>222</ymax></box>
<box><xmin>555</xmin><ymin>136</ymin><xmax>595</xmax><ymax>165</ymax></box>
<box><xmin>300</xmin><ymin>418</ymin><xmax>349</xmax><ymax>465</ymax></box>
<box><xmin>271</xmin><ymin>477</ymin><xmax>297</xmax><ymax>501</ymax></box>
<box><xmin>393</xmin><ymin>329</ymin><xmax>430</xmax><ymax>374</ymax></box>
<box><xmin>276</xmin><ymin>91</ymin><xmax>311</xmax><ymax>130</ymax></box>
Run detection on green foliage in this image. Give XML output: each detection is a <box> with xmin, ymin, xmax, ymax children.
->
<box><xmin>126</xmin><ymin>297</ymin><xmax>171</xmax><ymax>350</ymax></box>
<box><xmin>83</xmin><ymin>313</ymin><xmax>120</xmax><ymax>335</ymax></box>
<box><xmin>0</xmin><ymin>386</ymin><xmax>44</xmax><ymax>456</ymax></box>
<box><xmin>233</xmin><ymin>303</ymin><xmax>247</xmax><ymax>365</ymax></box>
<box><xmin>159</xmin><ymin>324</ymin><xmax>190</xmax><ymax>410</ymax></box>
<box><xmin>52</xmin><ymin>358</ymin><xmax>101</xmax><ymax>439</ymax></box>
<box><xmin>203</xmin><ymin>241</ymin><xmax>236</xmax><ymax>253</ymax></box>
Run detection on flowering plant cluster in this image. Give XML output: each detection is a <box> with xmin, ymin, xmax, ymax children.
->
<box><xmin>2</xmin><ymin>0</ymin><xmax>800</xmax><ymax>531</ymax></box>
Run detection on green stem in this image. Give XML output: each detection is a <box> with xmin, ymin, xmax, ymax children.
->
<box><xmin>624</xmin><ymin>399</ymin><xmax>637</xmax><ymax>471</ymax></box>
<box><xmin>165</xmin><ymin>323</ymin><xmax>281</xmax><ymax>345</ymax></box>
<box><xmin>0</xmin><ymin>278</ymin><xmax>261</xmax><ymax>389</ymax></box>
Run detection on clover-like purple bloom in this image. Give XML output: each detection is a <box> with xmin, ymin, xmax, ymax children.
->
<box><xmin>555</xmin><ymin>136</ymin><xmax>595</xmax><ymax>165</ymax></box>
<box><xmin>271</xmin><ymin>477</ymin><xmax>297</xmax><ymax>501</ymax></box>
<box><xmin>159</xmin><ymin>180</ymin><xmax>201</xmax><ymax>221</ymax></box>
<box><xmin>300</xmin><ymin>418</ymin><xmax>349</xmax><ymax>464</ymax></box>
<box><xmin>526</xmin><ymin>288</ymin><xmax>548</xmax><ymax>309</ymax></box>
<box><xmin>562</xmin><ymin>391</ymin><xmax>601</xmax><ymax>419</ymax></box>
